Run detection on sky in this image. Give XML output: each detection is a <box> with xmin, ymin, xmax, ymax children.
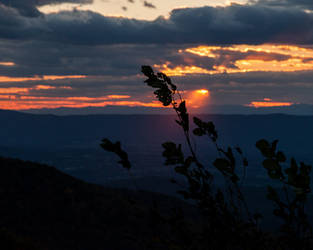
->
<box><xmin>0</xmin><ymin>0</ymin><xmax>313</xmax><ymax>114</ymax></box>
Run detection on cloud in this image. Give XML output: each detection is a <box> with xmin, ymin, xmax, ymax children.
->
<box><xmin>0</xmin><ymin>3</ymin><xmax>312</xmax><ymax>110</ymax></box>
<box><xmin>45</xmin><ymin>5</ymin><xmax>313</xmax><ymax>45</ymax></box>
<box><xmin>0</xmin><ymin>39</ymin><xmax>312</xmax><ymax>105</ymax></box>
<box><xmin>0</xmin><ymin>0</ymin><xmax>92</xmax><ymax>17</ymax></box>
<box><xmin>250</xmin><ymin>0</ymin><xmax>313</xmax><ymax>10</ymax></box>
<box><xmin>143</xmin><ymin>1</ymin><xmax>156</xmax><ymax>9</ymax></box>
<box><xmin>247</xmin><ymin>99</ymin><xmax>294</xmax><ymax>108</ymax></box>
<box><xmin>154</xmin><ymin>44</ymin><xmax>313</xmax><ymax>76</ymax></box>
<box><xmin>1</xmin><ymin>3</ymin><xmax>313</xmax><ymax>45</ymax></box>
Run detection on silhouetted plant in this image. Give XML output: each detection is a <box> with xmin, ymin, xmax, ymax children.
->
<box><xmin>256</xmin><ymin>139</ymin><xmax>312</xmax><ymax>248</ymax></box>
<box><xmin>101</xmin><ymin>65</ymin><xmax>313</xmax><ymax>249</ymax></box>
<box><xmin>100</xmin><ymin>139</ymin><xmax>131</xmax><ymax>170</ymax></box>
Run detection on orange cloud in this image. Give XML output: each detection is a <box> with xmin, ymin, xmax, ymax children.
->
<box><xmin>0</xmin><ymin>75</ymin><xmax>86</xmax><ymax>83</ymax></box>
<box><xmin>247</xmin><ymin>100</ymin><xmax>294</xmax><ymax>108</ymax></box>
<box><xmin>263</xmin><ymin>98</ymin><xmax>272</xmax><ymax>101</ymax></box>
<box><xmin>107</xmin><ymin>95</ymin><xmax>131</xmax><ymax>99</ymax></box>
<box><xmin>0</xmin><ymin>94</ymin><xmax>164</xmax><ymax>110</ymax></box>
<box><xmin>155</xmin><ymin>44</ymin><xmax>313</xmax><ymax>76</ymax></box>
<box><xmin>0</xmin><ymin>87</ymin><xmax>29</xmax><ymax>94</ymax></box>
<box><xmin>0</xmin><ymin>62</ymin><xmax>15</xmax><ymax>67</ymax></box>
<box><xmin>65</xmin><ymin>95</ymin><xmax>131</xmax><ymax>101</ymax></box>
<box><xmin>0</xmin><ymin>85</ymin><xmax>72</xmax><ymax>94</ymax></box>
<box><xmin>154</xmin><ymin>63</ymin><xmax>211</xmax><ymax>76</ymax></box>
<box><xmin>35</xmin><ymin>85</ymin><xmax>57</xmax><ymax>90</ymax></box>
<box><xmin>0</xmin><ymin>100</ymin><xmax>164</xmax><ymax>110</ymax></box>
<box><xmin>41</xmin><ymin>75</ymin><xmax>86</xmax><ymax>81</ymax></box>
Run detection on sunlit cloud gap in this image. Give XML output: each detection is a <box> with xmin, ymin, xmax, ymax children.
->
<box><xmin>0</xmin><ymin>92</ymin><xmax>163</xmax><ymax>109</ymax></box>
<box><xmin>186</xmin><ymin>89</ymin><xmax>210</xmax><ymax>108</ymax></box>
<box><xmin>38</xmin><ymin>0</ymin><xmax>248</xmax><ymax>21</ymax></box>
<box><xmin>0</xmin><ymin>89</ymin><xmax>210</xmax><ymax>110</ymax></box>
<box><xmin>0</xmin><ymin>85</ymin><xmax>72</xmax><ymax>94</ymax></box>
<box><xmin>0</xmin><ymin>100</ymin><xmax>164</xmax><ymax>110</ymax></box>
<box><xmin>0</xmin><ymin>62</ymin><xmax>15</xmax><ymax>67</ymax></box>
<box><xmin>17</xmin><ymin>96</ymin><xmax>131</xmax><ymax>101</ymax></box>
<box><xmin>0</xmin><ymin>94</ymin><xmax>131</xmax><ymax>101</ymax></box>
<box><xmin>247</xmin><ymin>98</ymin><xmax>294</xmax><ymax>108</ymax></box>
<box><xmin>155</xmin><ymin>44</ymin><xmax>313</xmax><ymax>76</ymax></box>
<box><xmin>0</xmin><ymin>75</ymin><xmax>86</xmax><ymax>83</ymax></box>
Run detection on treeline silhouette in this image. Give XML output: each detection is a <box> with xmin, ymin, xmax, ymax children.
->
<box><xmin>0</xmin><ymin>156</ymin><xmax>202</xmax><ymax>250</ymax></box>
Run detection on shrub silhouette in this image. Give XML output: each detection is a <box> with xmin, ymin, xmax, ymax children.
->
<box><xmin>101</xmin><ymin>65</ymin><xmax>313</xmax><ymax>249</ymax></box>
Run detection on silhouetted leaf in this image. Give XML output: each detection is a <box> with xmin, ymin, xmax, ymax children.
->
<box><xmin>177</xmin><ymin>190</ymin><xmax>190</xmax><ymax>199</ymax></box>
<box><xmin>141</xmin><ymin>65</ymin><xmax>154</xmax><ymax>77</ymax></box>
<box><xmin>213</xmin><ymin>158</ymin><xmax>231</xmax><ymax>174</ymax></box>
<box><xmin>235</xmin><ymin>147</ymin><xmax>243</xmax><ymax>155</ymax></box>
<box><xmin>193</xmin><ymin>117</ymin><xmax>218</xmax><ymax>141</ymax></box>
<box><xmin>193</xmin><ymin>127</ymin><xmax>204</xmax><ymax>136</ymax></box>
<box><xmin>175</xmin><ymin>166</ymin><xmax>188</xmax><ymax>175</ymax></box>
<box><xmin>256</xmin><ymin>139</ymin><xmax>273</xmax><ymax>158</ymax></box>
<box><xmin>154</xmin><ymin>86</ymin><xmax>172</xmax><ymax>106</ymax></box>
<box><xmin>162</xmin><ymin>142</ymin><xmax>184</xmax><ymax>165</ymax></box>
<box><xmin>100</xmin><ymin>138</ymin><xmax>131</xmax><ymax>170</ymax></box>
<box><xmin>267</xmin><ymin>186</ymin><xmax>280</xmax><ymax>202</ymax></box>
<box><xmin>271</xmin><ymin>140</ymin><xmax>279</xmax><ymax>152</ymax></box>
<box><xmin>276</xmin><ymin>151</ymin><xmax>286</xmax><ymax>163</ymax></box>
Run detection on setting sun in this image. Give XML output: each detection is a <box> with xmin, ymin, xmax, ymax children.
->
<box><xmin>196</xmin><ymin>89</ymin><xmax>210</xmax><ymax>95</ymax></box>
<box><xmin>186</xmin><ymin>89</ymin><xmax>210</xmax><ymax>108</ymax></box>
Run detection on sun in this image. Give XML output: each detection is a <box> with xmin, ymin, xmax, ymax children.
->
<box><xmin>196</xmin><ymin>89</ymin><xmax>209</xmax><ymax>95</ymax></box>
<box><xmin>186</xmin><ymin>89</ymin><xmax>210</xmax><ymax>108</ymax></box>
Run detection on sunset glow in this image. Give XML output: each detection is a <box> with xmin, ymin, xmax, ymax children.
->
<box><xmin>153</xmin><ymin>64</ymin><xmax>211</xmax><ymax>76</ymax></box>
<box><xmin>186</xmin><ymin>89</ymin><xmax>210</xmax><ymax>108</ymax></box>
<box><xmin>155</xmin><ymin>44</ymin><xmax>313</xmax><ymax>76</ymax></box>
<box><xmin>0</xmin><ymin>62</ymin><xmax>15</xmax><ymax>67</ymax></box>
<box><xmin>38</xmin><ymin>0</ymin><xmax>248</xmax><ymax>21</ymax></box>
<box><xmin>0</xmin><ymin>75</ymin><xmax>86</xmax><ymax>83</ymax></box>
<box><xmin>247</xmin><ymin>98</ymin><xmax>294</xmax><ymax>108</ymax></box>
<box><xmin>196</xmin><ymin>89</ymin><xmax>210</xmax><ymax>95</ymax></box>
<box><xmin>0</xmin><ymin>93</ymin><xmax>165</xmax><ymax>110</ymax></box>
<box><xmin>0</xmin><ymin>85</ymin><xmax>72</xmax><ymax>94</ymax></box>
<box><xmin>0</xmin><ymin>100</ymin><xmax>164</xmax><ymax>110</ymax></box>
<box><xmin>0</xmin><ymin>44</ymin><xmax>310</xmax><ymax>110</ymax></box>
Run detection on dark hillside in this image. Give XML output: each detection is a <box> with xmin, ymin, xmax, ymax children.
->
<box><xmin>0</xmin><ymin>157</ymin><xmax>195</xmax><ymax>250</ymax></box>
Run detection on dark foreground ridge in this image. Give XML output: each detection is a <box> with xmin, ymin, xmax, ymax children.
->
<box><xmin>0</xmin><ymin>157</ymin><xmax>196</xmax><ymax>250</ymax></box>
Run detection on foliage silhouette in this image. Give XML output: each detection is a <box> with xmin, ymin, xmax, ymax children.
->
<box><xmin>256</xmin><ymin>139</ymin><xmax>312</xmax><ymax>248</ymax></box>
<box><xmin>101</xmin><ymin>65</ymin><xmax>313</xmax><ymax>249</ymax></box>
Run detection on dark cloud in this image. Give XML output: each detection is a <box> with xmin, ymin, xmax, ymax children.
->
<box><xmin>250</xmin><ymin>0</ymin><xmax>313</xmax><ymax>10</ymax></box>
<box><xmin>35</xmin><ymin>4</ymin><xmax>313</xmax><ymax>44</ymax></box>
<box><xmin>0</xmin><ymin>4</ymin><xmax>313</xmax><ymax>44</ymax></box>
<box><xmin>0</xmin><ymin>3</ymin><xmax>312</xmax><ymax>108</ymax></box>
<box><xmin>143</xmin><ymin>1</ymin><xmax>156</xmax><ymax>9</ymax></box>
<box><xmin>1</xmin><ymin>0</ymin><xmax>92</xmax><ymax>17</ymax></box>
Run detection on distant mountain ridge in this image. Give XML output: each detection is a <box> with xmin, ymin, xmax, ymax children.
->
<box><xmin>20</xmin><ymin>103</ymin><xmax>313</xmax><ymax>116</ymax></box>
<box><xmin>0</xmin><ymin>109</ymin><xmax>312</xmax><ymax>191</ymax></box>
<box><xmin>0</xmin><ymin>109</ymin><xmax>312</xmax><ymax>153</ymax></box>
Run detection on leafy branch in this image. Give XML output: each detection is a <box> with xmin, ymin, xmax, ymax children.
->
<box><xmin>100</xmin><ymin>65</ymin><xmax>313</xmax><ymax>250</ymax></box>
